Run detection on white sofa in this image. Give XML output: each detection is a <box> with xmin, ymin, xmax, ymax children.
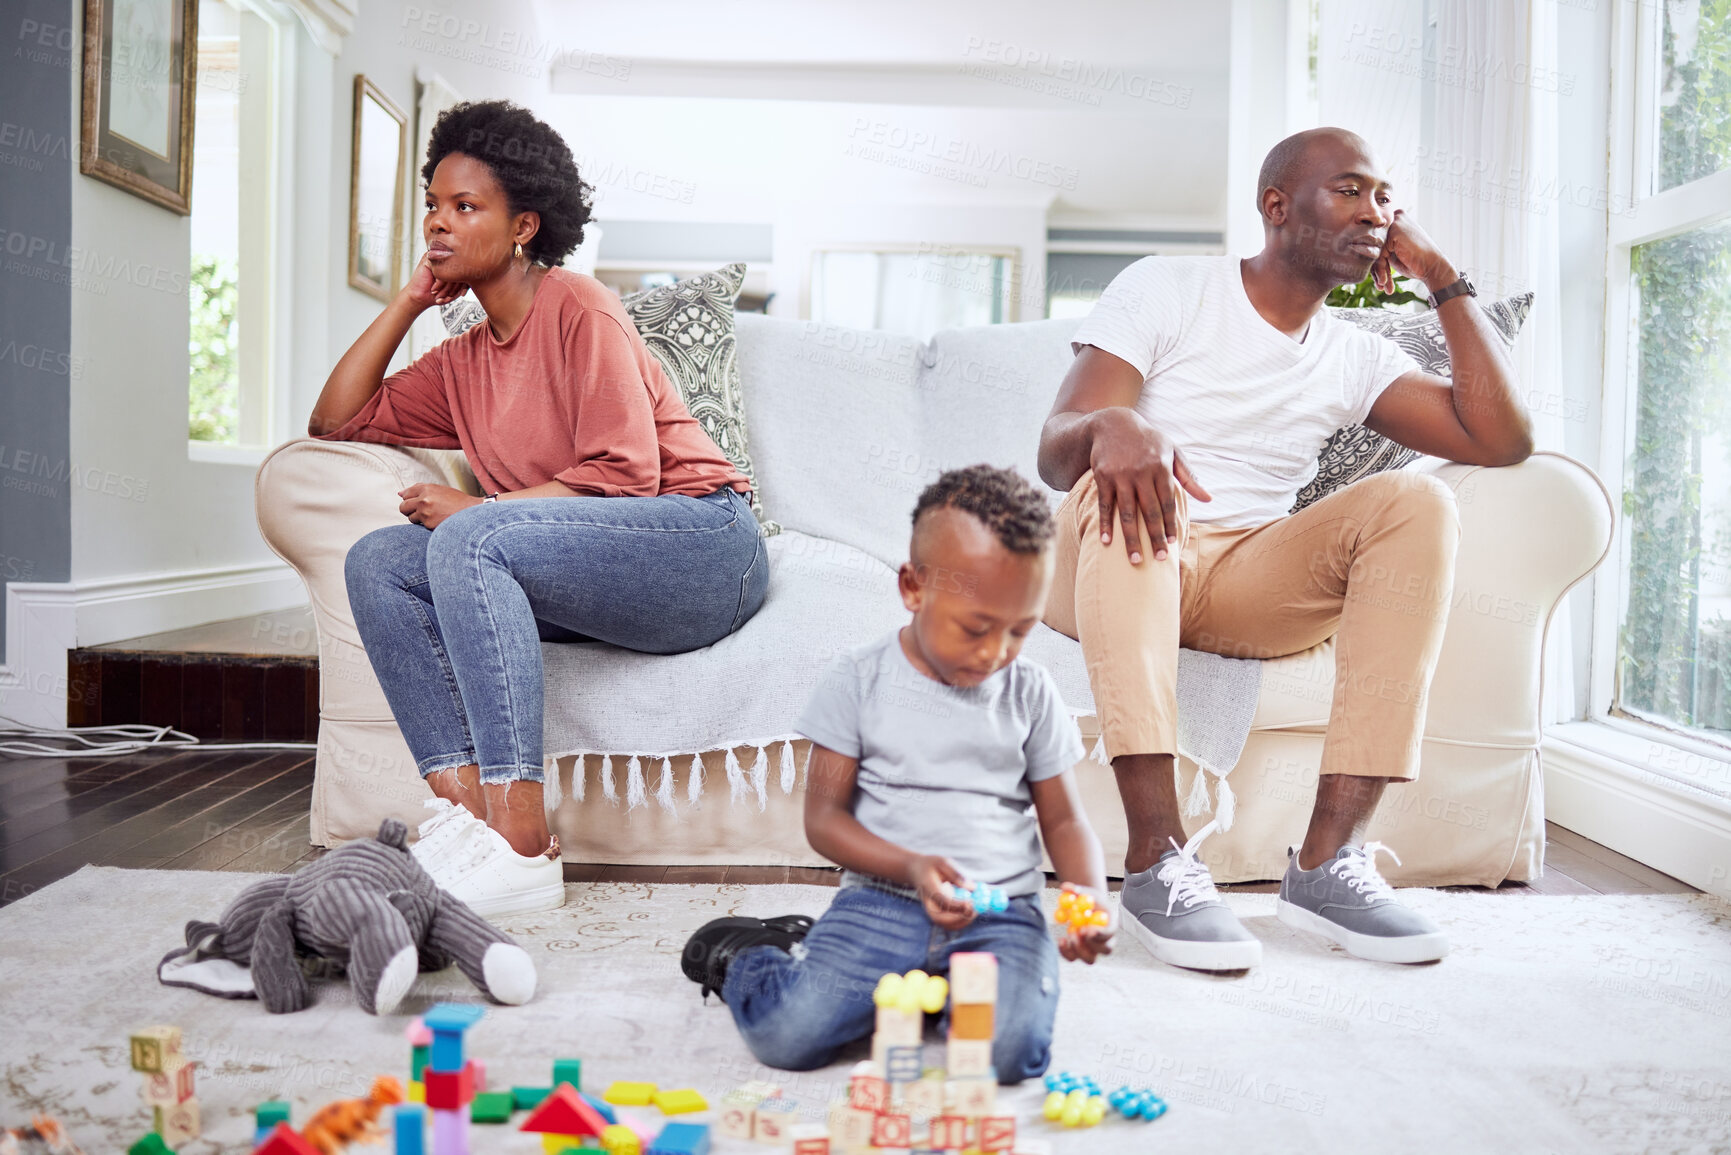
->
<box><xmin>256</xmin><ymin>313</ymin><xmax>1613</xmax><ymax>886</ymax></box>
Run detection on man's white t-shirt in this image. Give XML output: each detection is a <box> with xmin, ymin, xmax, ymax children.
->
<box><xmin>1071</xmin><ymin>255</ymin><xmax>1420</xmax><ymax>529</ymax></box>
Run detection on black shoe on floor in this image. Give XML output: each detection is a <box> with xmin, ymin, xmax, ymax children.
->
<box><xmin>682</xmin><ymin>914</ymin><xmax>812</xmax><ymax>1002</ymax></box>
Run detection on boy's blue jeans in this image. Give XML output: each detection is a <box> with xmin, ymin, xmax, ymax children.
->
<box><xmin>722</xmin><ymin>884</ymin><xmax>1060</xmax><ymax>1084</ymax></box>
<box><xmin>344</xmin><ymin>487</ymin><xmax>767</xmax><ymax>784</ymax></box>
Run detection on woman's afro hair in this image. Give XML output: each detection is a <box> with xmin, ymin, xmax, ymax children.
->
<box><xmin>421</xmin><ymin>100</ymin><xmax>594</xmax><ymax>267</ymax></box>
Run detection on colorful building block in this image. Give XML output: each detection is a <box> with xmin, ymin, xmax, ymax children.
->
<box><xmin>848</xmin><ymin>1069</ymin><xmax>888</xmax><ymax>1113</ymax></box>
<box><xmin>947</xmin><ymin>953</ymin><xmax>998</xmax><ymax>1004</ymax></box>
<box><xmin>126</xmin><ymin>1133</ymin><xmax>173</xmax><ymax>1155</ymax></box>
<box><xmin>252</xmin><ymin>1123</ymin><xmax>321</xmax><ymax>1155</ymax></box>
<box><xmin>394</xmin><ymin>1104</ymin><xmax>427</xmax><ymax>1155</ymax></box>
<box><xmin>431</xmin><ymin>1105</ymin><xmax>469</xmax><ymax>1155</ymax></box>
<box><xmin>139</xmin><ymin>1058</ymin><xmax>196</xmax><ymax>1106</ymax></box>
<box><xmin>424</xmin><ymin>1060</ymin><xmax>479</xmax><ymax>1110</ymax></box>
<box><xmin>884</xmin><ymin>1045</ymin><xmax>922</xmax><ymax>1083</ymax></box>
<box><xmin>896</xmin><ymin>1074</ymin><xmax>944</xmax><ymax>1123</ymax></box>
<box><xmin>947</xmin><ymin>1076</ymin><xmax>997</xmax><ymax>1117</ymax></box>
<box><xmin>257</xmin><ymin>1101</ymin><xmax>292</xmax><ymax>1131</ymax></box>
<box><xmin>552</xmin><ymin>1058</ymin><xmax>582</xmax><ymax>1090</ymax></box>
<box><xmin>581</xmin><ymin>1093</ymin><xmax>618</xmax><ymax>1124</ymax></box>
<box><xmin>826</xmin><ymin>1102</ymin><xmax>874</xmax><ymax>1152</ymax></box>
<box><xmin>977</xmin><ymin>1115</ymin><xmax>1017</xmax><ymax>1150</ymax></box>
<box><xmin>718</xmin><ymin>1090</ymin><xmax>761</xmax><ymax>1139</ymax></box>
<box><xmin>752</xmin><ymin>1099</ymin><xmax>799</xmax><ymax>1143</ymax></box>
<box><xmin>874</xmin><ymin>1005</ymin><xmax>922</xmax><ymax>1046</ymax></box>
<box><xmin>603</xmin><ymin>1081</ymin><xmax>658</xmax><ymax>1106</ymax></box>
<box><xmin>513</xmin><ymin>1087</ymin><xmax>552</xmax><ymax>1110</ymax></box>
<box><xmin>869</xmin><ymin>1112</ymin><xmax>910</xmax><ymax>1148</ymax></box>
<box><xmin>408</xmin><ymin>1082</ymin><xmax>425</xmax><ymax>1104</ymax></box>
<box><xmin>520</xmin><ymin>1085</ymin><xmax>610</xmax><ymax>1141</ymax></box>
<box><xmin>646</xmin><ymin>1121</ymin><xmax>711</xmax><ymax>1155</ymax></box>
<box><xmin>788</xmin><ymin>1122</ymin><xmax>830</xmax><ymax>1155</ymax></box>
<box><xmin>470</xmin><ymin>1091</ymin><xmax>514</xmax><ymax>1123</ymax></box>
<box><xmin>420</xmin><ymin>1003</ymin><xmax>486</xmax><ymax>1072</ymax></box>
<box><xmin>930</xmin><ymin>1115</ymin><xmax>971</xmax><ymax>1149</ymax></box>
<box><xmin>129</xmin><ymin>1026</ymin><xmax>182</xmax><ymax>1074</ymax></box>
<box><xmin>153</xmin><ymin>1099</ymin><xmax>200</xmax><ymax>1146</ymax></box>
<box><xmin>651</xmin><ymin>1088</ymin><xmax>707</xmax><ymax>1115</ymax></box>
<box><xmin>601</xmin><ymin>1122</ymin><xmax>641</xmax><ymax>1155</ymax></box>
<box><xmin>948</xmin><ymin>1001</ymin><xmax>994</xmax><ymax>1040</ymax></box>
<box><xmin>946</xmin><ymin>1038</ymin><xmax>992</xmax><ymax>1078</ymax></box>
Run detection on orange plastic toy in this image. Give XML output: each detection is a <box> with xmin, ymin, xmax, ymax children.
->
<box><xmin>302</xmin><ymin>1075</ymin><xmax>406</xmax><ymax>1154</ymax></box>
<box><xmin>1053</xmin><ymin>890</ymin><xmax>1110</xmax><ymax>936</ymax></box>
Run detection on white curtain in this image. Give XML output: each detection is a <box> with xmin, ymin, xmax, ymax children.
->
<box><xmin>1320</xmin><ymin>0</ymin><xmax>1575</xmax><ymax>723</ymax></box>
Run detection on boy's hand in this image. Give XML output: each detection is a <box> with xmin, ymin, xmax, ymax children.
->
<box><xmin>909</xmin><ymin>855</ymin><xmax>976</xmax><ymax>930</ymax></box>
<box><xmin>1056</xmin><ymin>883</ymin><xmax>1116</xmax><ymax>965</ymax></box>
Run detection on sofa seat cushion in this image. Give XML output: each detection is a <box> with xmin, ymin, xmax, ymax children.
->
<box><xmin>1251</xmin><ymin>640</ymin><xmax>1336</xmax><ymax>731</ymax></box>
<box><xmin>540</xmin><ymin>530</ymin><xmax>1096</xmax><ymax>760</ymax></box>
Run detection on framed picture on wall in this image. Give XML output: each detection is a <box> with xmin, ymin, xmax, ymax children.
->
<box><xmin>79</xmin><ymin>0</ymin><xmax>199</xmax><ymax>213</ymax></box>
<box><xmin>349</xmin><ymin>75</ymin><xmax>409</xmax><ymax>302</ymax></box>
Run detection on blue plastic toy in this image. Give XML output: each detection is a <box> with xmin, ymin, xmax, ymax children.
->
<box><xmin>943</xmin><ymin>881</ymin><xmax>1008</xmax><ymax>913</ymax></box>
<box><xmin>1043</xmin><ymin>1070</ymin><xmax>1101</xmax><ymax>1096</ymax></box>
<box><xmin>1108</xmin><ymin>1085</ymin><xmax>1169</xmax><ymax>1121</ymax></box>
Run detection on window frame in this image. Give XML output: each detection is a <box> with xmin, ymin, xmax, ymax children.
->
<box><xmin>1589</xmin><ymin>0</ymin><xmax>1731</xmax><ymax>751</ymax></box>
<box><xmin>185</xmin><ymin>0</ymin><xmax>295</xmax><ymax>463</ymax></box>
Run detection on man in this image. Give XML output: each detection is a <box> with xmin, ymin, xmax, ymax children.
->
<box><xmin>1037</xmin><ymin>127</ymin><xmax>1532</xmax><ymax>969</ymax></box>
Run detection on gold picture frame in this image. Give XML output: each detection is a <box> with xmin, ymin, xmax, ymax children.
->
<box><xmin>79</xmin><ymin>0</ymin><xmax>199</xmax><ymax>214</ymax></box>
<box><xmin>348</xmin><ymin>75</ymin><xmax>409</xmax><ymax>302</ymax></box>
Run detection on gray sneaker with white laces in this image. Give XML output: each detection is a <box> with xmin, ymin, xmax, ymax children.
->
<box><xmin>1118</xmin><ymin>820</ymin><xmax>1262</xmax><ymax>972</ymax></box>
<box><xmin>1277</xmin><ymin>843</ymin><xmax>1449</xmax><ymax>963</ymax></box>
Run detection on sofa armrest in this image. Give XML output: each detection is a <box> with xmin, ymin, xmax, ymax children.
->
<box><xmin>255</xmin><ymin>438</ymin><xmax>476</xmax><ymax>651</ymax></box>
<box><xmin>1413</xmin><ymin>450</ymin><xmax>1614</xmax><ymax>745</ymax></box>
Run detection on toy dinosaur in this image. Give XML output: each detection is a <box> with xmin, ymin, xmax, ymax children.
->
<box><xmin>302</xmin><ymin>1076</ymin><xmax>404</xmax><ymax>1154</ymax></box>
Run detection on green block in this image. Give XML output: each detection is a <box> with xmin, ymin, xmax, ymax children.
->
<box><xmin>552</xmin><ymin>1058</ymin><xmax>582</xmax><ymax>1091</ymax></box>
<box><xmin>512</xmin><ymin>1085</ymin><xmax>552</xmax><ymax>1110</ymax></box>
<box><xmin>128</xmin><ymin>1133</ymin><xmax>174</xmax><ymax>1155</ymax></box>
<box><xmin>470</xmin><ymin>1091</ymin><xmax>514</xmax><ymax>1123</ymax></box>
<box><xmin>255</xmin><ymin>1100</ymin><xmax>291</xmax><ymax>1129</ymax></box>
<box><xmin>411</xmin><ymin>1042</ymin><xmax>430</xmax><ymax>1081</ymax></box>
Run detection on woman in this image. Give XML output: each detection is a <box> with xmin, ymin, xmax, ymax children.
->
<box><xmin>310</xmin><ymin>102</ymin><xmax>767</xmax><ymax>916</ymax></box>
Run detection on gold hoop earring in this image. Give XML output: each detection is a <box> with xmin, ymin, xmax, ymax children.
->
<box><xmin>513</xmin><ymin>241</ymin><xmax>524</xmax><ymax>261</ymax></box>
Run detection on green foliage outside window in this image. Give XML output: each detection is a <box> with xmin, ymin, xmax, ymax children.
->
<box><xmin>1620</xmin><ymin>0</ymin><xmax>1731</xmax><ymax>736</ymax></box>
<box><xmin>188</xmin><ymin>255</ymin><xmax>239</xmax><ymax>443</ymax></box>
<box><xmin>1324</xmin><ymin>271</ymin><xmax>1422</xmax><ymax>310</ymax></box>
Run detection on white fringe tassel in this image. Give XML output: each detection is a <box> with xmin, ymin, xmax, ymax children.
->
<box><xmin>1213</xmin><ymin>774</ymin><xmax>1236</xmax><ymax>831</ymax></box>
<box><xmin>601</xmin><ymin>753</ymin><xmax>617</xmax><ymax>803</ymax></box>
<box><xmin>725</xmin><ymin>748</ymin><xmax>747</xmax><ymax>805</ymax></box>
<box><xmin>655</xmin><ymin>756</ymin><xmax>676</xmax><ymax>812</ymax></box>
<box><xmin>1182</xmin><ymin>763</ymin><xmax>1211</xmax><ymax>817</ymax></box>
<box><xmin>1089</xmin><ymin>733</ymin><xmax>1111</xmax><ymax>765</ymax></box>
<box><xmin>542</xmin><ymin>760</ymin><xmax>563</xmax><ymax>811</ymax></box>
<box><xmin>687</xmin><ymin>753</ymin><xmax>705</xmax><ymax>804</ymax></box>
<box><xmin>571</xmin><ymin>754</ymin><xmax>586</xmax><ymax>803</ymax></box>
<box><xmin>626</xmin><ymin>754</ymin><xmax>647</xmax><ymax>810</ymax></box>
<box><xmin>749</xmin><ymin>746</ymin><xmax>769</xmax><ymax>811</ymax></box>
<box><xmin>779</xmin><ymin>740</ymin><xmax>796</xmax><ymax>794</ymax></box>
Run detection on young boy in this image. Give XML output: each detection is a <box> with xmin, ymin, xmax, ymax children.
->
<box><xmin>681</xmin><ymin>465</ymin><xmax>1114</xmax><ymax>1084</ymax></box>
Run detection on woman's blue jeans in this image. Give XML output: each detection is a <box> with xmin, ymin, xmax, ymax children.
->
<box><xmin>722</xmin><ymin>884</ymin><xmax>1060</xmax><ymax>1084</ymax></box>
<box><xmin>344</xmin><ymin>486</ymin><xmax>767</xmax><ymax>784</ymax></box>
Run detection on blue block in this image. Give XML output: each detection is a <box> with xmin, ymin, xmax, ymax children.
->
<box><xmin>579</xmin><ymin>1092</ymin><xmax>617</xmax><ymax>1124</ymax></box>
<box><xmin>647</xmin><ymin>1121</ymin><xmax>711</xmax><ymax>1155</ymax></box>
<box><xmin>394</xmin><ymin>1104</ymin><xmax>427</xmax><ymax>1155</ymax></box>
<box><xmin>422</xmin><ymin>1003</ymin><xmax>486</xmax><ymax>1072</ymax></box>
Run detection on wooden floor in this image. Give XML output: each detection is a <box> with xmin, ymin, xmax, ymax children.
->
<box><xmin>0</xmin><ymin>746</ymin><xmax>1697</xmax><ymax>907</ymax></box>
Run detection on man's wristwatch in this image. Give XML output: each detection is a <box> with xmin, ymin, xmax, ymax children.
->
<box><xmin>481</xmin><ymin>492</ymin><xmax>499</xmax><ymax>504</ymax></box>
<box><xmin>1426</xmin><ymin>274</ymin><xmax>1476</xmax><ymax>310</ymax></box>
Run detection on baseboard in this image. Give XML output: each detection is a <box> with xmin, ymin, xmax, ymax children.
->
<box><xmin>0</xmin><ymin>562</ymin><xmax>304</xmax><ymax>728</ymax></box>
<box><xmin>1542</xmin><ymin>722</ymin><xmax>1731</xmax><ymax>900</ymax></box>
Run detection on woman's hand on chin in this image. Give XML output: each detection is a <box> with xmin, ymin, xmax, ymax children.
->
<box><xmin>398</xmin><ymin>483</ymin><xmax>481</xmax><ymax>529</ymax></box>
<box><xmin>401</xmin><ymin>251</ymin><xmax>469</xmax><ymax>313</ymax></box>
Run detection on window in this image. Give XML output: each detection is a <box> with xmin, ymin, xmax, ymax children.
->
<box><xmin>809</xmin><ymin>246</ymin><xmax>1017</xmax><ymax>343</ymax></box>
<box><xmin>1603</xmin><ymin>0</ymin><xmax>1731</xmax><ymax>747</ymax></box>
<box><xmin>188</xmin><ymin>0</ymin><xmax>277</xmax><ymax>450</ymax></box>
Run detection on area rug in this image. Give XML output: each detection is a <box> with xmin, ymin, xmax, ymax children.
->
<box><xmin>1</xmin><ymin>869</ymin><xmax>1727</xmax><ymax>1153</ymax></box>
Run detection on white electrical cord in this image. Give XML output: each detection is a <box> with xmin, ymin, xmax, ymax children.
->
<box><xmin>0</xmin><ymin>716</ymin><xmax>316</xmax><ymax>758</ymax></box>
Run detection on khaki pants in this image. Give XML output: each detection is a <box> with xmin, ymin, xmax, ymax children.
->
<box><xmin>1044</xmin><ymin>469</ymin><xmax>1461</xmax><ymax>782</ymax></box>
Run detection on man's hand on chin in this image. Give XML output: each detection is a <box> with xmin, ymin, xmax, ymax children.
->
<box><xmin>1373</xmin><ymin>210</ymin><xmax>1457</xmax><ymax>295</ymax></box>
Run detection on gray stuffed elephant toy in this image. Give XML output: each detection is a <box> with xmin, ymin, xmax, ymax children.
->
<box><xmin>158</xmin><ymin>818</ymin><xmax>537</xmax><ymax>1014</ymax></box>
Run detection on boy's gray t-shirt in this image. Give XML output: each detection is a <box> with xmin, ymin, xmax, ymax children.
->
<box><xmin>796</xmin><ymin>631</ymin><xmax>1086</xmax><ymax>898</ymax></box>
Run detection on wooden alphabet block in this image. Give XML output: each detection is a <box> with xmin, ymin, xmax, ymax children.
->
<box><xmin>129</xmin><ymin>1027</ymin><xmax>182</xmax><ymax>1074</ymax></box>
<box><xmin>753</xmin><ymin>1098</ymin><xmax>799</xmax><ymax>1143</ymax></box>
<box><xmin>718</xmin><ymin>1091</ymin><xmax>759</xmax><ymax>1139</ymax></box>
<box><xmin>977</xmin><ymin>1114</ymin><xmax>1016</xmax><ymax>1151</ymax></box>
<box><xmin>869</xmin><ymin>1112</ymin><xmax>911</xmax><ymax>1149</ymax></box>
<box><xmin>945</xmin><ymin>1037</ymin><xmax>992</xmax><ymax>1078</ymax></box>
<box><xmin>826</xmin><ymin>1102</ymin><xmax>874</xmax><ymax>1153</ymax></box>
<box><xmin>789</xmin><ymin>1122</ymin><xmax>830</xmax><ymax>1155</ymax></box>
<box><xmin>948</xmin><ymin>1001</ymin><xmax>994</xmax><ymax>1041</ymax></box>
<box><xmin>153</xmin><ymin>1098</ymin><xmax>200</xmax><ymax>1147</ymax></box>
<box><xmin>848</xmin><ymin>1072</ymin><xmax>888</xmax><ymax>1113</ymax></box>
<box><xmin>875</xmin><ymin>1005</ymin><xmax>923</xmax><ymax>1046</ymax></box>
<box><xmin>946</xmin><ymin>953</ymin><xmax>997</xmax><ymax>1004</ymax></box>
<box><xmin>945</xmin><ymin>1075</ymin><xmax>996</xmax><ymax>1117</ymax></box>
<box><xmin>929</xmin><ymin>1115</ymin><xmax>971</xmax><ymax>1149</ymax></box>
<box><xmin>138</xmin><ymin>1058</ymin><xmax>195</xmax><ymax>1106</ymax></box>
<box><xmin>885</xmin><ymin>1044</ymin><xmax>922</xmax><ymax>1083</ymax></box>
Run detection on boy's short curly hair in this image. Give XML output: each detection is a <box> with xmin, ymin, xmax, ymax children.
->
<box><xmin>421</xmin><ymin>100</ymin><xmax>594</xmax><ymax>266</ymax></box>
<box><xmin>912</xmin><ymin>465</ymin><xmax>1055</xmax><ymax>555</ymax></box>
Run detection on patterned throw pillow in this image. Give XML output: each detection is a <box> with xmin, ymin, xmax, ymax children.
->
<box><xmin>439</xmin><ymin>262</ymin><xmax>777</xmax><ymax>534</ymax></box>
<box><xmin>1291</xmin><ymin>292</ymin><xmax>1534</xmax><ymax>512</ymax></box>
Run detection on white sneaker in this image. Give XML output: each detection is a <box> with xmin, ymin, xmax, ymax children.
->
<box><xmin>437</xmin><ymin>825</ymin><xmax>565</xmax><ymax>918</ymax></box>
<box><xmin>411</xmin><ymin>799</ymin><xmax>486</xmax><ymax>880</ymax></box>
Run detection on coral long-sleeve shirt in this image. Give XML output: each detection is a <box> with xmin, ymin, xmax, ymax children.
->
<box><xmin>318</xmin><ymin>268</ymin><xmax>750</xmax><ymax>499</ymax></box>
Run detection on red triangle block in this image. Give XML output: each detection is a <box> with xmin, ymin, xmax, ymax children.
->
<box><xmin>253</xmin><ymin>1123</ymin><xmax>321</xmax><ymax>1155</ymax></box>
<box><xmin>518</xmin><ymin>1083</ymin><xmax>608</xmax><ymax>1138</ymax></box>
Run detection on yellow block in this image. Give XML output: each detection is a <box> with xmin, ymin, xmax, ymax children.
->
<box><xmin>602</xmin><ymin>1081</ymin><xmax>658</xmax><ymax>1106</ymax></box>
<box><xmin>601</xmin><ymin>1123</ymin><xmax>641</xmax><ymax>1155</ymax></box>
<box><xmin>541</xmin><ymin>1134</ymin><xmax>582</xmax><ymax>1155</ymax></box>
<box><xmin>408</xmin><ymin>1082</ymin><xmax>425</xmax><ymax>1103</ymax></box>
<box><xmin>652</xmin><ymin>1088</ymin><xmax>708</xmax><ymax>1114</ymax></box>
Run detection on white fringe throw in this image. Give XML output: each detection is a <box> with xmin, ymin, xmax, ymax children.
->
<box><xmin>543</xmin><ymin>760</ymin><xmax>563</xmax><ymax>811</ymax></box>
<box><xmin>748</xmin><ymin>746</ymin><xmax>769</xmax><ymax>811</ymax></box>
<box><xmin>572</xmin><ymin>754</ymin><xmax>586</xmax><ymax>803</ymax></box>
<box><xmin>654</xmin><ymin>756</ymin><xmax>676</xmax><ymax>812</ymax></box>
<box><xmin>779</xmin><ymin>740</ymin><xmax>796</xmax><ymax>794</ymax></box>
<box><xmin>687</xmin><ymin>753</ymin><xmax>704</xmax><ymax>804</ymax></box>
<box><xmin>1182</xmin><ymin>762</ymin><xmax>1212</xmax><ymax>817</ymax></box>
<box><xmin>626</xmin><ymin>754</ymin><xmax>647</xmax><ymax>810</ymax></box>
<box><xmin>601</xmin><ymin>753</ymin><xmax>617</xmax><ymax>803</ymax></box>
<box><xmin>725</xmin><ymin>748</ymin><xmax>747</xmax><ymax>805</ymax></box>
